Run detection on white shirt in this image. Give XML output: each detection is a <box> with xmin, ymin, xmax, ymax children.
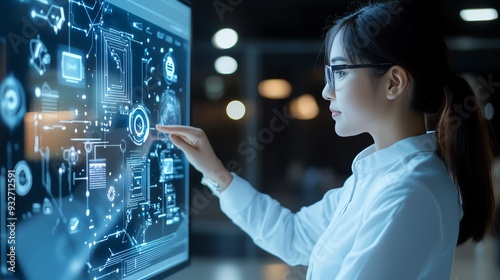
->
<box><xmin>219</xmin><ymin>132</ymin><xmax>463</xmax><ymax>279</ymax></box>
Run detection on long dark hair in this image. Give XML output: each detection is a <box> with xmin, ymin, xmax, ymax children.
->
<box><xmin>324</xmin><ymin>0</ymin><xmax>495</xmax><ymax>245</ymax></box>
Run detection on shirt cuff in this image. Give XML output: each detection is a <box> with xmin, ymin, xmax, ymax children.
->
<box><xmin>219</xmin><ymin>173</ymin><xmax>258</xmax><ymax>215</ymax></box>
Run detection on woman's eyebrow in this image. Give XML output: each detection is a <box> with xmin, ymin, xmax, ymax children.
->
<box><xmin>330</xmin><ymin>56</ymin><xmax>348</xmax><ymax>65</ymax></box>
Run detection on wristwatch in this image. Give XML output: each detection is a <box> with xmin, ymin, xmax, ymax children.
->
<box><xmin>201</xmin><ymin>176</ymin><xmax>221</xmax><ymax>197</ymax></box>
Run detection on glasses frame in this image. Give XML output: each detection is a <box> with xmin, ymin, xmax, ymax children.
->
<box><xmin>324</xmin><ymin>63</ymin><xmax>394</xmax><ymax>91</ymax></box>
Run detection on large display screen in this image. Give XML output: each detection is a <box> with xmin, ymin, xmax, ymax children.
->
<box><xmin>0</xmin><ymin>0</ymin><xmax>191</xmax><ymax>279</ymax></box>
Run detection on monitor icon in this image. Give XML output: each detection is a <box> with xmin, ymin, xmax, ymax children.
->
<box><xmin>61</xmin><ymin>51</ymin><xmax>83</xmax><ymax>82</ymax></box>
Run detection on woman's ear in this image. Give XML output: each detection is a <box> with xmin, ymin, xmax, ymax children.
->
<box><xmin>386</xmin><ymin>65</ymin><xmax>410</xmax><ymax>101</ymax></box>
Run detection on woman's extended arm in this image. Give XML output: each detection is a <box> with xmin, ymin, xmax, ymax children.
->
<box><xmin>156</xmin><ymin>124</ymin><xmax>233</xmax><ymax>190</ymax></box>
<box><xmin>156</xmin><ymin>124</ymin><xmax>343</xmax><ymax>265</ymax></box>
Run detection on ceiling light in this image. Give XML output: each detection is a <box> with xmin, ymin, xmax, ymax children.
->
<box><xmin>212</xmin><ymin>28</ymin><xmax>239</xmax><ymax>49</ymax></box>
<box><xmin>214</xmin><ymin>56</ymin><xmax>238</xmax><ymax>74</ymax></box>
<box><xmin>460</xmin><ymin>8</ymin><xmax>498</xmax><ymax>21</ymax></box>
<box><xmin>290</xmin><ymin>94</ymin><xmax>319</xmax><ymax>120</ymax></box>
<box><xmin>226</xmin><ymin>100</ymin><xmax>246</xmax><ymax>120</ymax></box>
<box><xmin>258</xmin><ymin>79</ymin><xmax>292</xmax><ymax>99</ymax></box>
<box><xmin>205</xmin><ymin>75</ymin><xmax>224</xmax><ymax>100</ymax></box>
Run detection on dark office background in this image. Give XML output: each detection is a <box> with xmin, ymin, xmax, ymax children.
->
<box><xmin>172</xmin><ymin>0</ymin><xmax>500</xmax><ymax>279</ymax></box>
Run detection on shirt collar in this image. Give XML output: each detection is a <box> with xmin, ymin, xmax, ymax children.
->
<box><xmin>351</xmin><ymin>132</ymin><xmax>437</xmax><ymax>174</ymax></box>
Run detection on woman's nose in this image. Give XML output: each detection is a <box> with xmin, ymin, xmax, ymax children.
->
<box><xmin>322</xmin><ymin>84</ymin><xmax>335</xmax><ymax>100</ymax></box>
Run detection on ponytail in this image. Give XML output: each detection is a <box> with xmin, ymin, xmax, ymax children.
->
<box><xmin>435</xmin><ymin>75</ymin><xmax>495</xmax><ymax>245</ymax></box>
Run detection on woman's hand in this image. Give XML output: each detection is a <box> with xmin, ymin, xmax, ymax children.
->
<box><xmin>156</xmin><ymin>125</ymin><xmax>233</xmax><ymax>190</ymax></box>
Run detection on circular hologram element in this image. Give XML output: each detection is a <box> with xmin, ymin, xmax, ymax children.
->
<box><xmin>0</xmin><ymin>75</ymin><xmax>26</xmax><ymax>129</ymax></box>
<box><xmin>128</xmin><ymin>105</ymin><xmax>150</xmax><ymax>145</ymax></box>
<box><xmin>69</xmin><ymin>147</ymin><xmax>78</xmax><ymax>165</ymax></box>
<box><xmin>15</xmin><ymin>160</ymin><xmax>33</xmax><ymax>196</ymax></box>
<box><xmin>64</xmin><ymin>146</ymin><xmax>79</xmax><ymax>165</ymax></box>
<box><xmin>160</xmin><ymin>90</ymin><xmax>181</xmax><ymax>126</ymax></box>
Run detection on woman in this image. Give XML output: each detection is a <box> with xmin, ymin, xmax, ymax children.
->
<box><xmin>157</xmin><ymin>0</ymin><xmax>496</xmax><ymax>278</ymax></box>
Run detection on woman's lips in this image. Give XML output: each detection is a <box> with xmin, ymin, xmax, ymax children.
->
<box><xmin>330</xmin><ymin>110</ymin><xmax>341</xmax><ymax>118</ymax></box>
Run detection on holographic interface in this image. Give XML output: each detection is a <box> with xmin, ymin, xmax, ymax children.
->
<box><xmin>0</xmin><ymin>1</ymin><xmax>191</xmax><ymax>279</ymax></box>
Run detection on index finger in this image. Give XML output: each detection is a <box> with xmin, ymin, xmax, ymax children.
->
<box><xmin>155</xmin><ymin>124</ymin><xmax>204</xmax><ymax>137</ymax></box>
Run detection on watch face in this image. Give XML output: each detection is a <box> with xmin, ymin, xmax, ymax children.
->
<box><xmin>201</xmin><ymin>177</ymin><xmax>221</xmax><ymax>196</ymax></box>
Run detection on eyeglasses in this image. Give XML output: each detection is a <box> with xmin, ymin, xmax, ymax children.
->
<box><xmin>324</xmin><ymin>63</ymin><xmax>394</xmax><ymax>91</ymax></box>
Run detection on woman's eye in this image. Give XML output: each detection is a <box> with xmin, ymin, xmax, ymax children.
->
<box><xmin>334</xmin><ymin>70</ymin><xmax>346</xmax><ymax>79</ymax></box>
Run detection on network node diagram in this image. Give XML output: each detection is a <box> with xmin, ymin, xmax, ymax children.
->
<box><xmin>0</xmin><ymin>1</ymin><xmax>191</xmax><ymax>279</ymax></box>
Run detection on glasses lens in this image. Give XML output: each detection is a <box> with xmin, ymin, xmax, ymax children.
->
<box><xmin>325</xmin><ymin>66</ymin><xmax>334</xmax><ymax>91</ymax></box>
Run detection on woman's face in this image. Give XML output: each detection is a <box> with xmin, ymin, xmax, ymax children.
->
<box><xmin>322</xmin><ymin>34</ymin><xmax>387</xmax><ymax>137</ymax></box>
